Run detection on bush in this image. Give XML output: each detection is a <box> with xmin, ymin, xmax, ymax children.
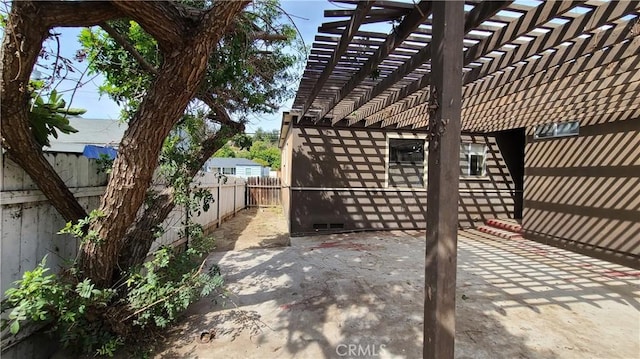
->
<box><xmin>1</xmin><ymin>223</ymin><xmax>223</xmax><ymax>357</ymax></box>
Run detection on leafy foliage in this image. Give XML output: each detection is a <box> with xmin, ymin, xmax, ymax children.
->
<box><xmin>78</xmin><ymin>20</ymin><xmax>159</xmax><ymax>118</ymax></box>
<box><xmin>58</xmin><ymin>209</ymin><xmax>105</xmax><ymax>244</ymax></box>
<box><xmin>0</xmin><ymin>257</ymin><xmax>118</xmax><ymax>356</ymax></box>
<box><xmin>79</xmin><ymin>0</ymin><xmax>303</xmax><ymax>121</ymax></box>
<box><xmin>96</xmin><ymin>153</ymin><xmax>115</xmax><ymax>174</ymax></box>
<box><xmin>214</xmin><ymin>128</ymin><xmax>281</xmax><ymax>169</ymax></box>
<box><xmin>232</xmin><ymin>133</ymin><xmax>253</xmax><ymax>150</ymax></box>
<box><xmin>213</xmin><ymin>143</ymin><xmax>237</xmax><ymax>158</ymax></box>
<box><xmin>125</xmin><ymin>235</ymin><xmax>222</xmax><ymax>329</ymax></box>
<box><xmin>1</xmin><ymin>0</ymin><xmax>302</xmax><ymax>355</ymax></box>
<box><xmin>249</xmin><ymin>140</ymin><xmax>281</xmax><ymax>170</ymax></box>
<box><xmin>253</xmin><ymin>128</ymin><xmax>280</xmax><ymax>143</ymax></box>
<box><xmin>2</xmin><ymin>215</ymin><xmax>223</xmax><ymax>357</ymax></box>
<box><xmin>28</xmin><ymin>89</ymin><xmax>82</xmax><ymax>148</ymax></box>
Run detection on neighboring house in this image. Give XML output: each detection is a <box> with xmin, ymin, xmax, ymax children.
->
<box><xmin>45</xmin><ymin>116</ymin><xmax>127</xmax><ymax>157</ymax></box>
<box><xmin>204</xmin><ymin>157</ymin><xmax>269</xmax><ymax>178</ymax></box>
<box><xmin>278</xmin><ymin>2</ymin><xmax>639</xmax><ymax>269</ymax></box>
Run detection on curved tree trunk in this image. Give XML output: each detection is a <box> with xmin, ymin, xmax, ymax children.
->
<box><xmin>79</xmin><ymin>1</ymin><xmax>249</xmax><ymax>287</ymax></box>
<box><xmin>0</xmin><ymin>2</ymin><xmax>87</xmax><ymax>223</ymax></box>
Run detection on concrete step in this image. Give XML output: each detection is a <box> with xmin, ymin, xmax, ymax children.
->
<box><xmin>477</xmin><ymin>225</ymin><xmax>524</xmax><ymax>240</ymax></box>
<box><xmin>485</xmin><ymin>218</ymin><xmax>522</xmax><ymax>233</ymax></box>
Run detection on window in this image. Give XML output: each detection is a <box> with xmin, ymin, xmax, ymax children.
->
<box><xmin>222</xmin><ymin>167</ymin><xmax>235</xmax><ymax>175</ymax></box>
<box><xmin>388</xmin><ymin>138</ymin><xmax>425</xmax><ymax>188</ymax></box>
<box><xmin>460</xmin><ymin>143</ymin><xmax>487</xmax><ymax>177</ymax></box>
<box><xmin>534</xmin><ymin>120</ymin><xmax>579</xmax><ymax>139</ymax></box>
<box><xmin>245</xmin><ymin>168</ymin><xmax>252</xmax><ymax>176</ymax></box>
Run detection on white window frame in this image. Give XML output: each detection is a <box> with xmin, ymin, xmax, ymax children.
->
<box><xmin>385</xmin><ymin>133</ymin><xmax>428</xmax><ymax>189</ymax></box>
<box><xmin>460</xmin><ymin>143</ymin><xmax>487</xmax><ymax>179</ymax></box>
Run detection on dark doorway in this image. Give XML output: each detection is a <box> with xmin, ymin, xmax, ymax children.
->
<box><xmin>494</xmin><ymin>128</ymin><xmax>525</xmax><ymax>219</ymax></box>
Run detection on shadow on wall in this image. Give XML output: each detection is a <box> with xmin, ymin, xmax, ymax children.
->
<box><xmin>523</xmin><ymin>119</ymin><xmax>640</xmax><ymax>268</ymax></box>
<box><xmin>290</xmin><ymin>127</ymin><xmax>427</xmax><ymax>234</ymax></box>
<box><xmin>288</xmin><ymin>127</ymin><xmax>516</xmax><ymax>235</ymax></box>
<box><xmin>148</xmin><ymin>230</ymin><xmax>615</xmax><ymax>359</ymax></box>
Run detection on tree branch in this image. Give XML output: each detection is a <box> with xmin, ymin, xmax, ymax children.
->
<box><xmin>99</xmin><ymin>22</ymin><xmax>160</xmax><ymax>76</ymax></box>
<box><xmin>110</xmin><ymin>1</ymin><xmax>197</xmax><ymax>52</ymax></box>
<box><xmin>80</xmin><ymin>0</ymin><xmax>249</xmax><ymax>286</ymax></box>
<box><xmin>197</xmin><ymin>93</ymin><xmax>244</xmax><ymax>130</ymax></box>
<box><xmin>38</xmin><ymin>1</ymin><xmax>122</xmax><ymax>27</ymax></box>
<box><xmin>118</xmin><ymin>105</ymin><xmax>243</xmax><ymax>270</ymax></box>
<box><xmin>253</xmin><ymin>32</ymin><xmax>288</xmax><ymax>41</ymax></box>
<box><xmin>1</xmin><ymin>1</ymin><xmax>88</xmax><ymax>222</ymax></box>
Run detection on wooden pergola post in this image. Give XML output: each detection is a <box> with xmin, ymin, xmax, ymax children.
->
<box><xmin>424</xmin><ymin>1</ymin><xmax>464</xmax><ymax>359</ymax></box>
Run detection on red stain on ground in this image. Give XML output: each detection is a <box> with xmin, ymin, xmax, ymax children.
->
<box><xmin>602</xmin><ymin>270</ymin><xmax>640</xmax><ymax>278</ymax></box>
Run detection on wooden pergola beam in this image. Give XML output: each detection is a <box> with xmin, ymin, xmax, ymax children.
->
<box><xmin>312</xmin><ymin>0</ymin><xmax>434</xmax><ymax>123</ymax></box>
<box><xmin>325</xmin><ymin>8</ymin><xmax>408</xmax><ymax>18</ymax></box>
<box><xmin>359</xmin><ymin>0</ymin><xmax>627</xmax><ymax>128</ymax></box>
<box><xmin>379</xmin><ymin>33</ymin><xmax>639</xmax><ymax>130</ymax></box>
<box><xmin>298</xmin><ymin>1</ymin><xmax>374</xmax><ymax>119</ymax></box>
<box><xmin>335</xmin><ymin>1</ymin><xmax>512</xmax><ymax>125</ymax></box>
<box><xmin>468</xmin><ymin>78</ymin><xmax>640</xmax><ymax>131</ymax></box>
<box><xmin>462</xmin><ymin>1</ymin><xmax>640</xmax><ymax>85</ymax></box>
<box><xmin>463</xmin><ymin>16</ymin><xmax>639</xmax><ymax>100</ymax></box>
<box><xmin>424</xmin><ymin>2</ymin><xmax>463</xmax><ymax>358</ymax></box>
<box><xmin>357</xmin><ymin>1</ymin><xmax>582</xmax><ymax>127</ymax></box>
<box><xmin>464</xmin><ymin>43</ymin><xmax>640</xmax><ymax>120</ymax></box>
<box><xmin>472</xmin><ymin>94</ymin><xmax>640</xmax><ymax>133</ymax></box>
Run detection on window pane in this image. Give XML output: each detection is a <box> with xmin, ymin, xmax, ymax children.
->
<box><xmin>556</xmin><ymin>121</ymin><xmax>579</xmax><ymax>136</ymax></box>
<box><xmin>470</xmin><ymin>154</ymin><xmax>484</xmax><ymax>176</ymax></box>
<box><xmin>460</xmin><ymin>144</ymin><xmax>470</xmax><ymax>176</ymax></box>
<box><xmin>534</xmin><ymin>123</ymin><xmax>556</xmax><ymax>138</ymax></box>
<box><xmin>389</xmin><ymin>139</ymin><xmax>425</xmax><ymax>188</ymax></box>
<box><xmin>460</xmin><ymin>143</ymin><xmax>486</xmax><ymax>177</ymax></box>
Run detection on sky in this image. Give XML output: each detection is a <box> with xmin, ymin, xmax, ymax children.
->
<box><xmin>47</xmin><ymin>0</ymin><xmax>341</xmax><ymax>133</ymax></box>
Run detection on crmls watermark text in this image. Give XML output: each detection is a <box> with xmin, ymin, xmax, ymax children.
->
<box><xmin>335</xmin><ymin>343</ymin><xmax>387</xmax><ymax>357</ymax></box>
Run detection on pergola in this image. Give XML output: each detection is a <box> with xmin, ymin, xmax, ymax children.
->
<box><xmin>283</xmin><ymin>1</ymin><xmax>640</xmax><ymax>358</ymax></box>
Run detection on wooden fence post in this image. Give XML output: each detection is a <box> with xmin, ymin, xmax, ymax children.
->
<box><xmin>216</xmin><ymin>181</ymin><xmax>221</xmax><ymax>227</ymax></box>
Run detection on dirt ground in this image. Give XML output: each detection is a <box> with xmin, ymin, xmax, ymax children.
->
<box><xmin>147</xmin><ymin>209</ymin><xmax>639</xmax><ymax>359</ymax></box>
<box><xmin>208</xmin><ymin>207</ymin><xmax>289</xmax><ymax>251</ymax></box>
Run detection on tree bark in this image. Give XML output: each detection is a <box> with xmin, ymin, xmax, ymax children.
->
<box><xmin>1</xmin><ymin>2</ymin><xmax>88</xmax><ymax>222</ymax></box>
<box><xmin>118</xmin><ymin>108</ymin><xmax>243</xmax><ymax>271</ymax></box>
<box><xmin>79</xmin><ymin>1</ymin><xmax>249</xmax><ymax>287</ymax></box>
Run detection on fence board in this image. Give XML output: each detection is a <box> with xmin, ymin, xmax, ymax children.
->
<box><xmin>1</xmin><ymin>154</ymin><xmax>248</xmax><ymax>296</ymax></box>
<box><xmin>246</xmin><ymin>176</ymin><xmax>281</xmax><ymax>207</ymax></box>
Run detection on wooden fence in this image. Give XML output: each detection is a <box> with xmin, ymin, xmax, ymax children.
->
<box><xmin>246</xmin><ymin>176</ymin><xmax>281</xmax><ymax>207</ymax></box>
<box><xmin>0</xmin><ymin>154</ymin><xmax>246</xmax><ymax>297</ymax></box>
<box><xmin>1</xmin><ymin>153</ymin><xmax>251</xmax><ymax>358</ymax></box>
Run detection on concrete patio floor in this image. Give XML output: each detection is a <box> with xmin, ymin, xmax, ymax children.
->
<box><xmin>154</xmin><ymin>222</ymin><xmax>639</xmax><ymax>358</ymax></box>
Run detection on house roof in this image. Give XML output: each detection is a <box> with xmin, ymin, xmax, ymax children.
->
<box><xmin>280</xmin><ymin>0</ymin><xmax>639</xmax><ymax>142</ymax></box>
<box><xmin>45</xmin><ymin>116</ymin><xmax>127</xmax><ymax>153</ymax></box>
<box><xmin>208</xmin><ymin>157</ymin><xmax>263</xmax><ymax>167</ymax></box>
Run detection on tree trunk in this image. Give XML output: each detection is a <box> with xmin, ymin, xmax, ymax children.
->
<box><xmin>79</xmin><ymin>1</ymin><xmax>249</xmax><ymax>287</ymax></box>
<box><xmin>0</xmin><ymin>2</ymin><xmax>88</xmax><ymax>223</ymax></box>
<box><xmin>118</xmin><ymin>121</ymin><xmax>242</xmax><ymax>270</ymax></box>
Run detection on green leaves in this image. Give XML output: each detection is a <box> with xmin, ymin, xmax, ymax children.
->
<box><xmin>9</xmin><ymin>320</ymin><xmax>20</xmax><ymax>335</ymax></box>
<box><xmin>28</xmin><ymin>89</ymin><xmax>82</xmax><ymax>148</ymax></box>
<box><xmin>58</xmin><ymin>209</ymin><xmax>105</xmax><ymax>244</ymax></box>
<box><xmin>1</xmin><ymin>255</ymin><xmax>117</xmax><ymax>355</ymax></box>
<box><xmin>125</xmin><ymin>241</ymin><xmax>223</xmax><ymax>330</ymax></box>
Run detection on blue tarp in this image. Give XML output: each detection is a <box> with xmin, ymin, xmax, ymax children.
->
<box><xmin>82</xmin><ymin>145</ymin><xmax>117</xmax><ymax>160</ymax></box>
